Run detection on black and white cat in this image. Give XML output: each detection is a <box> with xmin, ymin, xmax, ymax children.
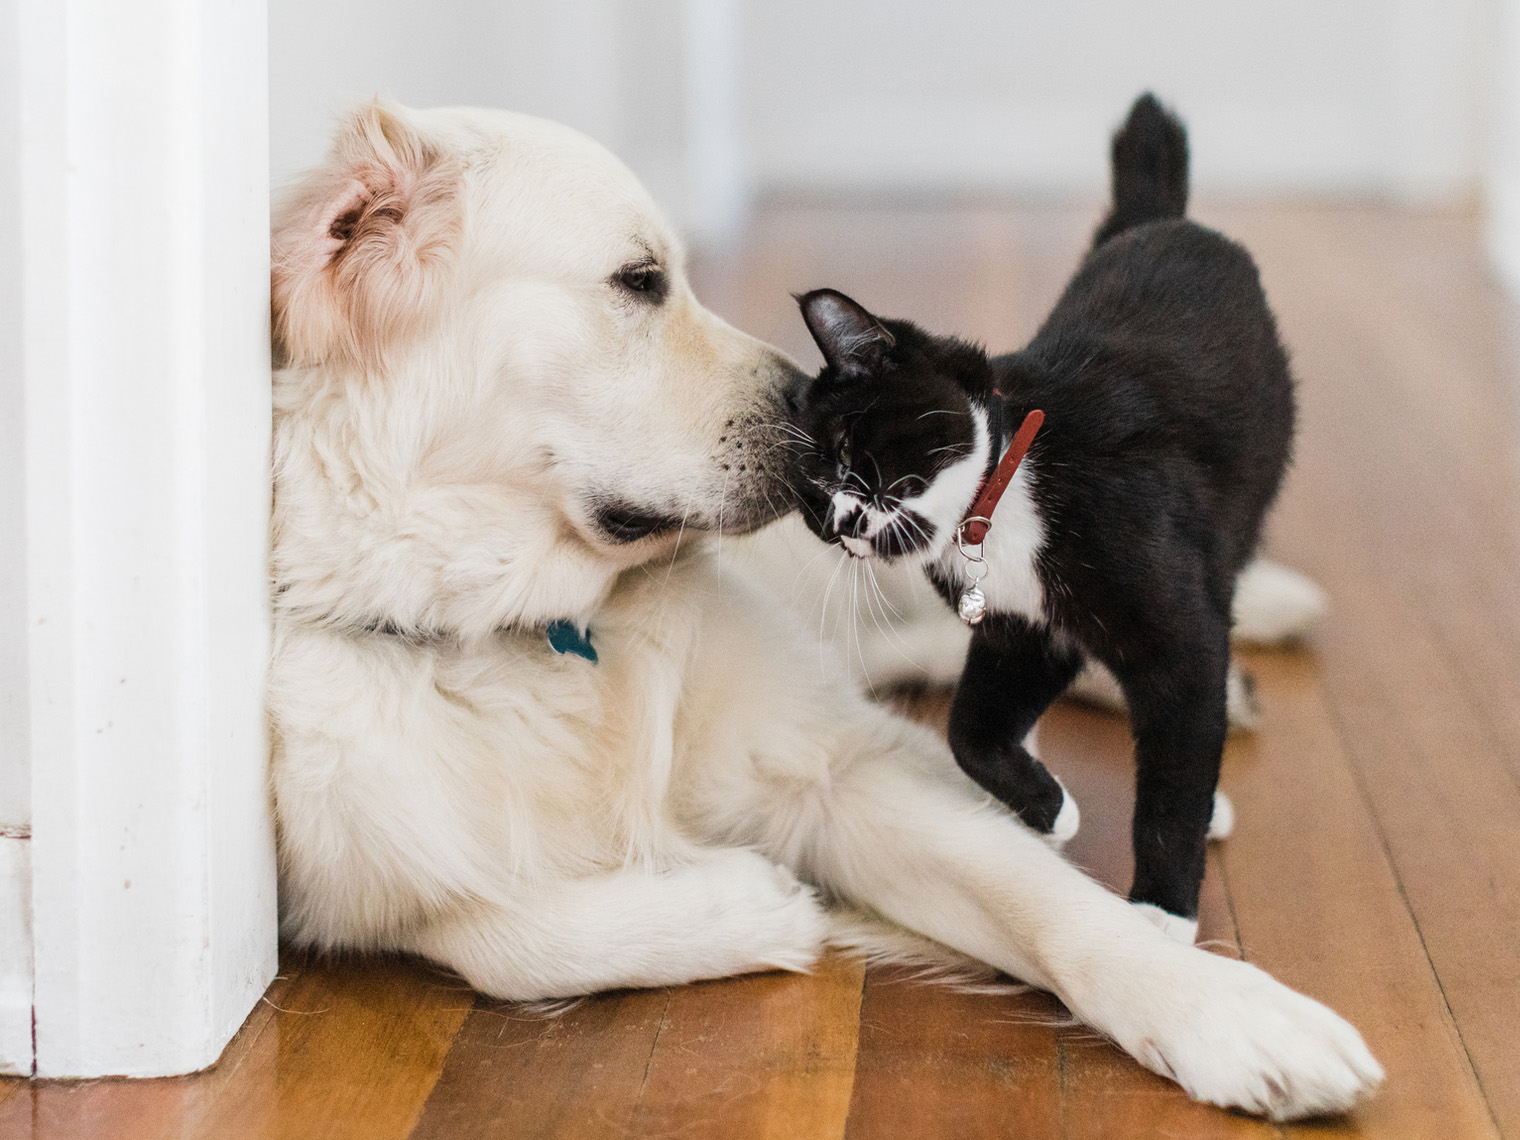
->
<box><xmin>789</xmin><ymin>94</ymin><xmax>1295</xmax><ymax>942</ymax></box>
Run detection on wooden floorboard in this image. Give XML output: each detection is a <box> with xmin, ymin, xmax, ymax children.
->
<box><xmin>626</xmin><ymin>954</ymin><xmax>864</xmax><ymax>1140</ymax></box>
<box><xmin>842</xmin><ymin>971</ymin><xmax>1064</xmax><ymax>1140</ymax></box>
<box><xmin>409</xmin><ymin>987</ymin><xmax>671</xmax><ymax>1140</ymax></box>
<box><xmin>1219</xmin><ymin>206</ymin><xmax>1520</xmax><ymax>1137</ymax></box>
<box><xmin>4</xmin><ymin>199</ymin><xmax>1517</xmax><ymax>1139</ymax></box>
<box><xmin>0</xmin><ymin>952</ymin><xmax>471</xmax><ymax>1140</ymax></box>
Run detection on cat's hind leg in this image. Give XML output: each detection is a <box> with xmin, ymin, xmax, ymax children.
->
<box><xmin>1114</xmin><ymin>617</ymin><xmax>1232</xmax><ymax>943</ymax></box>
<box><xmin>948</xmin><ymin>617</ymin><xmax>1083</xmax><ymax>841</ymax></box>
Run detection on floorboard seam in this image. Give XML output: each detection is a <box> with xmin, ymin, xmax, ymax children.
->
<box><xmin>402</xmin><ymin>988</ymin><xmax>482</xmax><ymax>1140</ymax></box>
<box><xmin>839</xmin><ymin>961</ymin><xmax>868</xmax><ymax>1140</ymax></box>
<box><xmin>1316</xmin><ymin>670</ymin><xmax>1507</xmax><ymax>1140</ymax></box>
<box><xmin>623</xmin><ymin>988</ymin><xmax>673</xmax><ymax>1139</ymax></box>
<box><xmin>1423</xmin><ymin>602</ymin><xmax>1520</xmax><ymax>805</ymax></box>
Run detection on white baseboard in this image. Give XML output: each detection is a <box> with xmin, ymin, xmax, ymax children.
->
<box><xmin>0</xmin><ymin>836</ymin><xmax>32</xmax><ymax>1077</ymax></box>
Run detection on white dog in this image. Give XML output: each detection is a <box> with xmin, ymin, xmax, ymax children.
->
<box><xmin>268</xmin><ymin>101</ymin><xmax>1380</xmax><ymax>1120</ymax></box>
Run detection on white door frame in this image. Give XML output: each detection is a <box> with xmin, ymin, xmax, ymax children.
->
<box><xmin>2</xmin><ymin>0</ymin><xmax>277</xmax><ymax>1078</ymax></box>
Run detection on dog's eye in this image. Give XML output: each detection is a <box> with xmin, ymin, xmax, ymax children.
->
<box><xmin>613</xmin><ymin>262</ymin><xmax>668</xmax><ymax>304</ymax></box>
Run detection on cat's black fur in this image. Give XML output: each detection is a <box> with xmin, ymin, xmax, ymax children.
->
<box><xmin>789</xmin><ymin>94</ymin><xmax>1295</xmax><ymax>927</ymax></box>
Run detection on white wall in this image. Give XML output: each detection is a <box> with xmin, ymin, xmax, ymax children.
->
<box><xmin>271</xmin><ymin>1</ymin><xmax>1487</xmax><ymax>252</ymax></box>
<box><xmin>744</xmin><ymin>0</ymin><xmax>1486</xmax><ymax>199</ymax></box>
<box><xmin>9</xmin><ymin>0</ymin><xmax>277</xmax><ymax>1078</ymax></box>
<box><xmin>269</xmin><ymin>0</ymin><xmax>747</xmax><ymax>243</ymax></box>
<box><xmin>0</xmin><ymin>0</ymin><xmax>33</xmax><ymax>1080</ymax></box>
<box><xmin>1</xmin><ymin>0</ymin><xmax>29</xmax><ymax>829</ymax></box>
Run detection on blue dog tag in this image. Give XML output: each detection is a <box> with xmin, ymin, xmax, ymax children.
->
<box><xmin>547</xmin><ymin>620</ymin><xmax>598</xmax><ymax>664</ymax></box>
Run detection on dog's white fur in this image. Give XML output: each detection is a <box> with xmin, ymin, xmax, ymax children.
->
<box><xmin>268</xmin><ymin>101</ymin><xmax>1380</xmax><ymax>1120</ymax></box>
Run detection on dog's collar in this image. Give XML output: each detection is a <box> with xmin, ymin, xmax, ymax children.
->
<box><xmin>358</xmin><ymin>618</ymin><xmax>599</xmax><ymax>664</ymax></box>
<box><xmin>545</xmin><ymin>620</ymin><xmax>598</xmax><ymax>663</ymax></box>
<box><xmin>958</xmin><ymin>402</ymin><xmax>1043</xmax><ymax>547</ymax></box>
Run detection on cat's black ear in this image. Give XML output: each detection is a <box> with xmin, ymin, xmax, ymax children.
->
<box><xmin>797</xmin><ymin>289</ymin><xmax>895</xmax><ymax>381</ymax></box>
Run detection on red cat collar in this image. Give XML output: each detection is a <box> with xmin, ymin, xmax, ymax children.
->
<box><xmin>957</xmin><ymin>408</ymin><xmax>1044</xmax><ymax>546</ymax></box>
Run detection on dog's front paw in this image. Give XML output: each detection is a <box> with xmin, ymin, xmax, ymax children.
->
<box><xmin>1125</xmin><ymin>954</ymin><xmax>1383</xmax><ymax>1121</ymax></box>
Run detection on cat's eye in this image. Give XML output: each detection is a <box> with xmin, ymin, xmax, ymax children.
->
<box><xmin>837</xmin><ymin>439</ymin><xmax>853</xmax><ymax>468</ymax></box>
<box><xmin>613</xmin><ymin>261</ymin><xmax>668</xmax><ymax>304</ymax></box>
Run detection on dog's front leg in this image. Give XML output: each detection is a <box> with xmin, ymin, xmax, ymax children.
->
<box><xmin>793</xmin><ymin>711</ymin><xmax>1382</xmax><ymax>1121</ymax></box>
<box><xmin>401</xmin><ymin>847</ymin><xmax>827</xmax><ymax>1002</ymax></box>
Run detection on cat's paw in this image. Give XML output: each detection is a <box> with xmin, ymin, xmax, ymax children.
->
<box><xmin>1226</xmin><ymin>665</ymin><xmax>1262</xmax><ymax>731</ymax></box>
<box><xmin>1046</xmin><ymin>777</ymin><xmax>1081</xmax><ymax>848</ymax></box>
<box><xmin>1132</xmin><ymin>901</ymin><xmax>1199</xmax><ymax>945</ymax></box>
<box><xmin>1231</xmin><ymin>559</ymin><xmax>1327</xmax><ymax>646</ymax></box>
<box><xmin>1207</xmin><ymin>790</ymin><xmax>1235</xmax><ymax>841</ymax></box>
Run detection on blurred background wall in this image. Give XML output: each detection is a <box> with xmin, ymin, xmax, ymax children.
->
<box><xmin>270</xmin><ymin>0</ymin><xmax>1520</xmax><ymax>286</ymax></box>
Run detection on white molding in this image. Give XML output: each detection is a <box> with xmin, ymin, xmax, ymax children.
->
<box><xmin>0</xmin><ymin>838</ymin><xmax>32</xmax><ymax>1076</ymax></box>
<box><xmin>1</xmin><ymin>0</ymin><xmax>30</xmax><ymax>832</ymax></box>
<box><xmin>20</xmin><ymin>0</ymin><xmax>276</xmax><ymax>1078</ymax></box>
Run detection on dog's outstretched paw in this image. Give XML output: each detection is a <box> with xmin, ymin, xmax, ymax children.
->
<box><xmin>1122</xmin><ymin>954</ymin><xmax>1383</xmax><ymax>1121</ymax></box>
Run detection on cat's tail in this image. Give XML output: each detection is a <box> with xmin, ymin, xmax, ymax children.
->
<box><xmin>1092</xmin><ymin>92</ymin><xmax>1189</xmax><ymax>248</ymax></box>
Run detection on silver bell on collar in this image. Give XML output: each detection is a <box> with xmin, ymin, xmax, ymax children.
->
<box><xmin>954</xmin><ymin>529</ymin><xmax>991</xmax><ymax>626</ymax></box>
<box><xmin>958</xmin><ymin>585</ymin><xmax>988</xmax><ymax>625</ymax></box>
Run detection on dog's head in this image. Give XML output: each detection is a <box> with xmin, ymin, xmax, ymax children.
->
<box><xmin>271</xmin><ymin>101</ymin><xmax>805</xmax><ymax>637</ymax></box>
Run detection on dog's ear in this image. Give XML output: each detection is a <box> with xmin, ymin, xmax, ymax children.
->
<box><xmin>797</xmin><ymin>289</ymin><xmax>895</xmax><ymax>381</ymax></box>
<box><xmin>272</xmin><ymin>100</ymin><xmax>463</xmax><ymax>369</ymax></box>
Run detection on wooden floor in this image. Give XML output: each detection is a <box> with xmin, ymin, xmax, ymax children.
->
<box><xmin>5</xmin><ymin>198</ymin><xmax>1520</xmax><ymax>1138</ymax></box>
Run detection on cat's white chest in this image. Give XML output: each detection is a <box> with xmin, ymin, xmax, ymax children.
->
<box><xmin>933</xmin><ymin>464</ymin><xmax>1046</xmax><ymax>624</ymax></box>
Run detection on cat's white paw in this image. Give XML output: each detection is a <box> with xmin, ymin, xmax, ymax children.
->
<box><xmin>1132</xmin><ymin>901</ymin><xmax>1199</xmax><ymax>945</ymax></box>
<box><xmin>1046</xmin><ymin>777</ymin><xmax>1080</xmax><ymax>847</ymax></box>
<box><xmin>1117</xmin><ymin>952</ymin><xmax>1383</xmax><ymax>1121</ymax></box>
<box><xmin>1232</xmin><ymin>559</ymin><xmax>1327</xmax><ymax>646</ymax></box>
<box><xmin>1208</xmin><ymin>789</ymin><xmax>1235</xmax><ymax>841</ymax></box>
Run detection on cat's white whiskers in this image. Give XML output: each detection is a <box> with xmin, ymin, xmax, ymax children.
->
<box><xmin>818</xmin><ymin>548</ymin><xmax>851</xmax><ymax>675</ymax></box>
<box><xmin>861</xmin><ymin>560</ymin><xmax>922</xmax><ymax>674</ymax></box>
<box><xmin>789</xmin><ymin>537</ymin><xmax>843</xmax><ymax>597</ymax></box>
<box><xmin>848</xmin><ymin>558</ymin><xmax>879</xmax><ymax>700</ymax></box>
<box><xmin>865</xmin><ymin>560</ymin><xmax>910</xmax><ymax>624</ymax></box>
<box><xmin>899</xmin><ymin>509</ymin><xmax>938</xmax><ymax>557</ymax></box>
<box><xmin>925</xmin><ymin>443</ymin><xmax>971</xmax><ymax>460</ymax></box>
